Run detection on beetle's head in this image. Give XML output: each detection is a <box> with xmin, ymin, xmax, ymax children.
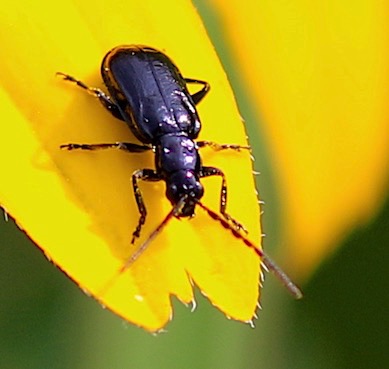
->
<box><xmin>166</xmin><ymin>171</ymin><xmax>203</xmax><ymax>217</ymax></box>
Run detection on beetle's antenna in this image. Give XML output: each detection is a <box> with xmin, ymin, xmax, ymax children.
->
<box><xmin>120</xmin><ymin>196</ymin><xmax>187</xmax><ymax>272</ymax></box>
<box><xmin>98</xmin><ymin>197</ymin><xmax>187</xmax><ymax>297</ymax></box>
<box><xmin>196</xmin><ymin>201</ymin><xmax>303</xmax><ymax>299</ymax></box>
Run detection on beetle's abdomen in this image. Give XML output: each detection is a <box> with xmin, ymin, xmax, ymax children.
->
<box><xmin>102</xmin><ymin>46</ymin><xmax>201</xmax><ymax>143</ymax></box>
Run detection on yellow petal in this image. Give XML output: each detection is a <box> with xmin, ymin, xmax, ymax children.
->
<box><xmin>212</xmin><ymin>0</ymin><xmax>389</xmax><ymax>278</ymax></box>
<box><xmin>0</xmin><ymin>1</ymin><xmax>261</xmax><ymax>330</ymax></box>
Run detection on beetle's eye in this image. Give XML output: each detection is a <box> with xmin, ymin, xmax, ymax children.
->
<box><xmin>166</xmin><ymin>183</ymin><xmax>179</xmax><ymax>203</ymax></box>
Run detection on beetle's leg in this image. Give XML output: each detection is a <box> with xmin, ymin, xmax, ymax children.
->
<box><xmin>56</xmin><ymin>72</ymin><xmax>124</xmax><ymax>121</ymax></box>
<box><xmin>185</xmin><ymin>78</ymin><xmax>210</xmax><ymax>105</ymax></box>
<box><xmin>60</xmin><ymin>142</ymin><xmax>152</xmax><ymax>153</ymax></box>
<box><xmin>131</xmin><ymin>169</ymin><xmax>162</xmax><ymax>244</ymax></box>
<box><xmin>200</xmin><ymin>166</ymin><xmax>248</xmax><ymax>233</ymax></box>
<box><xmin>197</xmin><ymin>140</ymin><xmax>251</xmax><ymax>152</ymax></box>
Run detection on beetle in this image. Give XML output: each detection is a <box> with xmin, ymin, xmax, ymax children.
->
<box><xmin>58</xmin><ymin>45</ymin><xmax>302</xmax><ymax>299</ymax></box>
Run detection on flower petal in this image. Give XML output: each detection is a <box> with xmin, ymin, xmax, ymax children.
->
<box><xmin>0</xmin><ymin>0</ymin><xmax>261</xmax><ymax>330</ymax></box>
<box><xmin>212</xmin><ymin>0</ymin><xmax>389</xmax><ymax>278</ymax></box>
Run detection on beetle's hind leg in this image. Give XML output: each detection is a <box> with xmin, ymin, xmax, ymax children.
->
<box><xmin>200</xmin><ymin>166</ymin><xmax>248</xmax><ymax>233</ymax></box>
<box><xmin>56</xmin><ymin>72</ymin><xmax>124</xmax><ymax>121</ymax></box>
<box><xmin>185</xmin><ymin>78</ymin><xmax>210</xmax><ymax>105</ymax></box>
<box><xmin>197</xmin><ymin>140</ymin><xmax>250</xmax><ymax>152</ymax></box>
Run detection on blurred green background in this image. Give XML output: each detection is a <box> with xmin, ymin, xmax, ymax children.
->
<box><xmin>1</xmin><ymin>2</ymin><xmax>388</xmax><ymax>368</ymax></box>
<box><xmin>1</xmin><ymin>200</ymin><xmax>388</xmax><ymax>369</ymax></box>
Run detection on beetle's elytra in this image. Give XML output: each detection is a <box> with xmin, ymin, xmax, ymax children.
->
<box><xmin>58</xmin><ymin>45</ymin><xmax>302</xmax><ymax>299</ymax></box>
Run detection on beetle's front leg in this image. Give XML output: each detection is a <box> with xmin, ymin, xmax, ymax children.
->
<box><xmin>131</xmin><ymin>169</ymin><xmax>162</xmax><ymax>244</ymax></box>
<box><xmin>200</xmin><ymin>166</ymin><xmax>248</xmax><ymax>233</ymax></box>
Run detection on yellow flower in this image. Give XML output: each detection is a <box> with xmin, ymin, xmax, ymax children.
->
<box><xmin>212</xmin><ymin>0</ymin><xmax>389</xmax><ymax>278</ymax></box>
<box><xmin>0</xmin><ymin>1</ymin><xmax>262</xmax><ymax>331</ymax></box>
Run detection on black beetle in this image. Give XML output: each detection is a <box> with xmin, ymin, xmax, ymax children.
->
<box><xmin>58</xmin><ymin>45</ymin><xmax>302</xmax><ymax>299</ymax></box>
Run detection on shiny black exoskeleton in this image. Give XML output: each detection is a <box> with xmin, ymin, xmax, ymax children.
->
<box><xmin>58</xmin><ymin>45</ymin><xmax>304</xmax><ymax>299</ymax></box>
<box><xmin>58</xmin><ymin>45</ymin><xmax>249</xmax><ymax>243</ymax></box>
